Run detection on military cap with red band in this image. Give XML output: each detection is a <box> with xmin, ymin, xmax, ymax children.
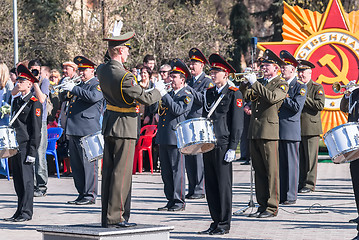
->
<box><xmin>261</xmin><ymin>49</ymin><xmax>285</xmax><ymax>66</ymax></box>
<box><xmin>16</xmin><ymin>64</ymin><xmax>39</xmax><ymax>83</ymax></box>
<box><xmin>280</xmin><ymin>50</ymin><xmax>299</xmax><ymax>67</ymax></box>
<box><xmin>74</xmin><ymin>56</ymin><xmax>96</xmax><ymax>70</ymax></box>
<box><xmin>297</xmin><ymin>59</ymin><xmax>315</xmax><ymax>71</ymax></box>
<box><xmin>209</xmin><ymin>53</ymin><xmax>236</xmax><ymax>73</ymax></box>
<box><xmin>189</xmin><ymin>48</ymin><xmax>209</xmax><ymax>64</ymax></box>
<box><xmin>170</xmin><ymin>58</ymin><xmax>191</xmax><ymax>79</ymax></box>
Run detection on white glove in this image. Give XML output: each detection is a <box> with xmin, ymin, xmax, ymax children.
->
<box><xmin>244</xmin><ymin>73</ymin><xmax>257</xmax><ymax>85</ymax></box>
<box><xmin>61</xmin><ymin>81</ymin><xmax>76</xmax><ymax>92</ymax></box>
<box><xmin>25</xmin><ymin>156</ymin><xmax>35</xmax><ymax>164</ymax></box>
<box><xmin>224</xmin><ymin>149</ymin><xmax>236</xmax><ymax>163</ymax></box>
<box><xmin>154</xmin><ymin>80</ymin><xmax>167</xmax><ymax>97</ymax></box>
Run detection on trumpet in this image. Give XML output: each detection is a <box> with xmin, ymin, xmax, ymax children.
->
<box><xmin>332</xmin><ymin>81</ymin><xmax>359</xmax><ymax>94</ymax></box>
<box><xmin>228</xmin><ymin>71</ymin><xmax>264</xmax><ymax>82</ymax></box>
<box><xmin>50</xmin><ymin>75</ymin><xmax>82</xmax><ymax>94</ymax></box>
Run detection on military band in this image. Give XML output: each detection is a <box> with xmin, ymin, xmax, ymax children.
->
<box><xmin>6</xmin><ymin>17</ymin><xmax>359</xmax><ymax>239</ymax></box>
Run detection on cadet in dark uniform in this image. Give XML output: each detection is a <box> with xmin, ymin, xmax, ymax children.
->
<box><xmin>61</xmin><ymin>56</ymin><xmax>103</xmax><ymax>205</ymax></box>
<box><xmin>4</xmin><ymin>64</ymin><xmax>42</xmax><ymax>222</ymax></box>
<box><xmin>297</xmin><ymin>60</ymin><xmax>325</xmax><ymax>193</ymax></box>
<box><xmin>185</xmin><ymin>48</ymin><xmax>214</xmax><ymax>200</ymax></box>
<box><xmin>156</xmin><ymin>59</ymin><xmax>193</xmax><ymax>212</ymax></box>
<box><xmin>199</xmin><ymin>54</ymin><xmax>243</xmax><ymax>235</ymax></box>
<box><xmin>240</xmin><ymin>49</ymin><xmax>288</xmax><ymax>218</ymax></box>
<box><xmin>97</xmin><ymin>23</ymin><xmax>163</xmax><ymax>228</ymax></box>
<box><xmin>278</xmin><ymin>51</ymin><xmax>307</xmax><ymax>205</ymax></box>
<box><xmin>340</xmin><ymin>81</ymin><xmax>359</xmax><ymax>240</ymax></box>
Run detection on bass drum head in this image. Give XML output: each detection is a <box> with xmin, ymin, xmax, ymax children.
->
<box><xmin>0</xmin><ymin>149</ymin><xmax>18</xmax><ymax>159</ymax></box>
<box><xmin>180</xmin><ymin>142</ymin><xmax>215</xmax><ymax>155</ymax></box>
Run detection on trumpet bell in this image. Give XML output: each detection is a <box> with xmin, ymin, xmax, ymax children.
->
<box><xmin>332</xmin><ymin>82</ymin><xmax>342</xmax><ymax>94</ymax></box>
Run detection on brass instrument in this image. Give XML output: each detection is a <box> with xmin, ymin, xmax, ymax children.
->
<box><xmin>50</xmin><ymin>75</ymin><xmax>82</xmax><ymax>94</ymax></box>
<box><xmin>332</xmin><ymin>81</ymin><xmax>359</xmax><ymax>94</ymax></box>
<box><xmin>228</xmin><ymin>71</ymin><xmax>264</xmax><ymax>82</ymax></box>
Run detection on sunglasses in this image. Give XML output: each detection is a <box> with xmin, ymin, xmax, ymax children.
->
<box><xmin>159</xmin><ymin>70</ymin><xmax>170</xmax><ymax>74</ymax></box>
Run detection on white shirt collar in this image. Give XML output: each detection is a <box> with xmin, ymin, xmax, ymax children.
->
<box><xmin>216</xmin><ymin>83</ymin><xmax>227</xmax><ymax>94</ymax></box>
<box><xmin>286</xmin><ymin>76</ymin><xmax>296</xmax><ymax>85</ymax></box>
<box><xmin>194</xmin><ymin>72</ymin><xmax>204</xmax><ymax>82</ymax></box>
<box><xmin>21</xmin><ymin>91</ymin><xmax>31</xmax><ymax>100</ymax></box>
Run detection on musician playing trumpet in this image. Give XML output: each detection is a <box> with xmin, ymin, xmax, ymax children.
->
<box><xmin>239</xmin><ymin>49</ymin><xmax>288</xmax><ymax>218</ymax></box>
<box><xmin>62</xmin><ymin>56</ymin><xmax>104</xmax><ymax>206</ymax></box>
<box><xmin>340</xmin><ymin>78</ymin><xmax>359</xmax><ymax>240</ymax></box>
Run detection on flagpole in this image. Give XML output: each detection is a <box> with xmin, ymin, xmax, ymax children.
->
<box><xmin>13</xmin><ymin>0</ymin><xmax>18</xmax><ymax>67</ymax></box>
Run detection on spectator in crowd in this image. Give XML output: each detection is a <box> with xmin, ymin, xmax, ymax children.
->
<box><xmin>143</xmin><ymin>54</ymin><xmax>156</xmax><ymax>71</ymax></box>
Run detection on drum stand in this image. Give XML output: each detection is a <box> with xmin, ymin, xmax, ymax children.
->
<box><xmin>233</xmin><ymin>158</ymin><xmax>257</xmax><ymax>215</ymax></box>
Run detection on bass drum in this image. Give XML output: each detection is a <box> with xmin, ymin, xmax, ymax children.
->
<box><xmin>175</xmin><ymin>117</ymin><xmax>216</xmax><ymax>155</ymax></box>
<box><xmin>323</xmin><ymin>122</ymin><xmax>359</xmax><ymax>163</ymax></box>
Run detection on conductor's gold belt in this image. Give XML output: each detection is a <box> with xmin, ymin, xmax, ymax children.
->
<box><xmin>106</xmin><ymin>105</ymin><xmax>137</xmax><ymax>113</ymax></box>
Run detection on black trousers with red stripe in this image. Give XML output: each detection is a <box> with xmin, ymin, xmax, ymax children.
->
<box><xmin>159</xmin><ymin>144</ymin><xmax>185</xmax><ymax>208</ymax></box>
<box><xmin>203</xmin><ymin>144</ymin><xmax>232</xmax><ymax>231</ymax></box>
<box><xmin>68</xmin><ymin>135</ymin><xmax>98</xmax><ymax>201</ymax></box>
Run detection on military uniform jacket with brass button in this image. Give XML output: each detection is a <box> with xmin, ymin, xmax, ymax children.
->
<box><xmin>97</xmin><ymin>59</ymin><xmax>161</xmax><ymax>139</ymax></box>
<box><xmin>155</xmin><ymin>86</ymin><xmax>193</xmax><ymax>145</ymax></box>
<box><xmin>187</xmin><ymin>72</ymin><xmax>213</xmax><ymax>119</ymax></box>
<box><xmin>279</xmin><ymin>77</ymin><xmax>307</xmax><ymax>141</ymax></box>
<box><xmin>203</xmin><ymin>84</ymin><xmax>244</xmax><ymax>149</ymax></box>
<box><xmin>301</xmin><ymin>79</ymin><xmax>325</xmax><ymax>136</ymax></box>
<box><xmin>65</xmin><ymin>77</ymin><xmax>103</xmax><ymax>136</ymax></box>
<box><xmin>11</xmin><ymin>94</ymin><xmax>42</xmax><ymax>157</ymax></box>
<box><xmin>241</xmin><ymin>75</ymin><xmax>288</xmax><ymax>140</ymax></box>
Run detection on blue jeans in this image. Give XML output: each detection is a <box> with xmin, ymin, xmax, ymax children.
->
<box><xmin>34</xmin><ymin>121</ymin><xmax>48</xmax><ymax>192</ymax></box>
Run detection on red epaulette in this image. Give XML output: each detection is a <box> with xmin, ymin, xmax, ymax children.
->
<box><xmin>207</xmin><ymin>86</ymin><xmax>215</xmax><ymax>90</ymax></box>
<box><xmin>229</xmin><ymin>86</ymin><xmax>239</xmax><ymax>91</ymax></box>
<box><xmin>30</xmin><ymin>96</ymin><xmax>38</xmax><ymax>102</ymax></box>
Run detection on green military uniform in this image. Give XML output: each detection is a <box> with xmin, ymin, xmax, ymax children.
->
<box><xmin>299</xmin><ymin>79</ymin><xmax>325</xmax><ymax>191</ymax></box>
<box><xmin>97</xmin><ymin>59</ymin><xmax>161</xmax><ymax>227</ymax></box>
<box><xmin>241</xmin><ymin>75</ymin><xmax>288</xmax><ymax>215</ymax></box>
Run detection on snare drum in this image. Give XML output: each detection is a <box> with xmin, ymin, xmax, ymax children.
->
<box><xmin>0</xmin><ymin>126</ymin><xmax>18</xmax><ymax>158</ymax></box>
<box><xmin>175</xmin><ymin>117</ymin><xmax>216</xmax><ymax>155</ymax></box>
<box><xmin>323</xmin><ymin>122</ymin><xmax>359</xmax><ymax>163</ymax></box>
<box><xmin>80</xmin><ymin>131</ymin><xmax>104</xmax><ymax>162</ymax></box>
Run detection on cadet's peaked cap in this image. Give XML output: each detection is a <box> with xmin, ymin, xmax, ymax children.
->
<box><xmin>261</xmin><ymin>49</ymin><xmax>285</xmax><ymax>66</ymax></box>
<box><xmin>16</xmin><ymin>64</ymin><xmax>39</xmax><ymax>83</ymax></box>
<box><xmin>170</xmin><ymin>58</ymin><xmax>191</xmax><ymax>79</ymax></box>
<box><xmin>280</xmin><ymin>50</ymin><xmax>299</xmax><ymax>67</ymax></box>
<box><xmin>189</xmin><ymin>48</ymin><xmax>208</xmax><ymax>64</ymax></box>
<box><xmin>297</xmin><ymin>59</ymin><xmax>315</xmax><ymax>71</ymax></box>
<box><xmin>209</xmin><ymin>53</ymin><xmax>236</xmax><ymax>73</ymax></box>
<box><xmin>103</xmin><ymin>20</ymin><xmax>135</xmax><ymax>48</ymax></box>
<box><xmin>74</xmin><ymin>56</ymin><xmax>96</xmax><ymax>70</ymax></box>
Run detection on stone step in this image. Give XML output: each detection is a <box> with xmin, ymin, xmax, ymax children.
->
<box><xmin>37</xmin><ymin>224</ymin><xmax>174</xmax><ymax>240</ymax></box>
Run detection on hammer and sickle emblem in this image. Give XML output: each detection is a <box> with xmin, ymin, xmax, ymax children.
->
<box><xmin>316</xmin><ymin>45</ymin><xmax>350</xmax><ymax>85</ymax></box>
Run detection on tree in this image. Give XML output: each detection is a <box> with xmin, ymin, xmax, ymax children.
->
<box><xmin>229</xmin><ymin>0</ymin><xmax>253</xmax><ymax>71</ymax></box>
